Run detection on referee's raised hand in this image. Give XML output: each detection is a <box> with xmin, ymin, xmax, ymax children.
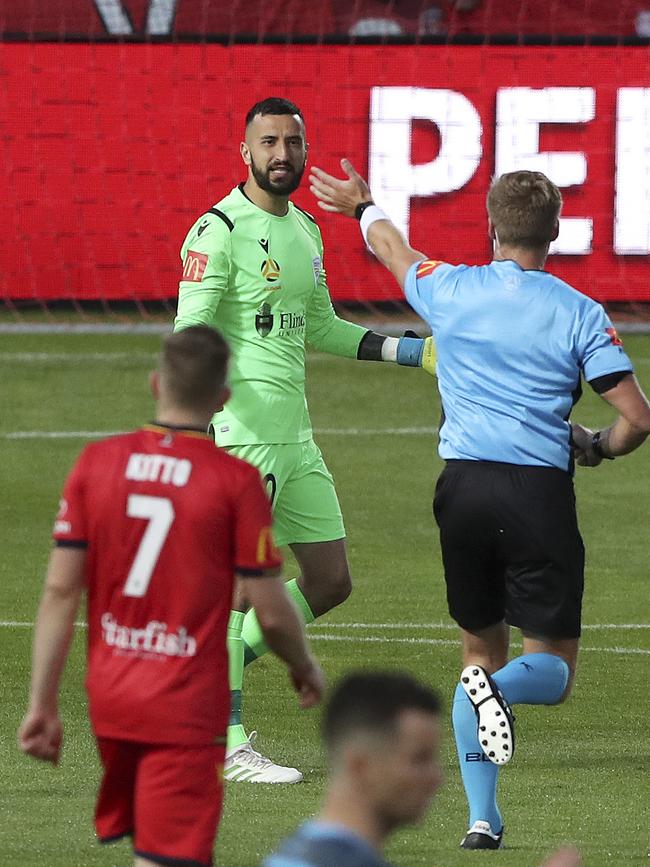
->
<box><xmin>309</xmin><ymin>159</ymin><xmax>372</xmax><ymax>217</ymax></box>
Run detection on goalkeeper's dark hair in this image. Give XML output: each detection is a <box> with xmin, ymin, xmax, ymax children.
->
<box><xmin>245</xmin><ymin>97</ymin><xmax>304</xmax><ymax>127</ymax></box>
<box><xmin>323</xmin><ymin>671</ymin><xmax>441</xmax><ymax>757</ymax></box>
<box><xmin>159</xmin><ymin>326</ymin><xmax>229</xmax><ymax>410</ymax></box>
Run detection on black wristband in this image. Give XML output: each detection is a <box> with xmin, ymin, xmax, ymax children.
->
<box><xmin>354</xmin><ymin>200</ymin><xmax>375</xmax><ymax>221</ymax></box>
<box><xmin>356</xmin><ymin>330</ymin><xmax>386</xmax><ymax>361</ymax></box>
<box><xmin>592</xmin><ymin>430</ymin><xmax>614</xmax><ymax>460</ymax></box>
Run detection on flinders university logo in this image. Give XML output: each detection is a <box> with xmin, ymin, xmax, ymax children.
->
<box><xmin>255</xmin><ymin>302</ymin><xmax>274</xmax><ymax>337</ymax></box>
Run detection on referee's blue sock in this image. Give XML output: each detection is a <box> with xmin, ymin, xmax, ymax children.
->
<box><xmin>453</xmin><ymin>654</ymin><xmax>569</xmax><ymax>830</ymax></box>
<box><xmin>452</xmin><ymin>683</ymin><xmax>502</xmax><ymax>831</ymax></box>
<box><xmin>493</xmin><ymin>653</ymin><xmax>569</xmax><ymax>705</ymax></box>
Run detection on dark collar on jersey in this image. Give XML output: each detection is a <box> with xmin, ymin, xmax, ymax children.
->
<box><xmin>238</xmin><ymin>181</ymin><xmax>293</xmax><ymax>218</ymax></box>
<box><xmin>238</xmin><ymin>182</ymin><xmax>249</xmax><ymax>200</ymax></box>
<box><xmin>146</xmin><ymin>421</ymin><xmax>211</xmax><ymax>438</ymax></box>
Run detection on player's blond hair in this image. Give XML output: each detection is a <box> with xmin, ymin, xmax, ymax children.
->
<box><xmin>160</xmin><ymin>326</ymin><xmax>229</xmax><ymax>410</ymax></box>
<box><xmin>487</xmin><ymin>170</ymin><xmax>562</xmax><ymax>249</ymax></box>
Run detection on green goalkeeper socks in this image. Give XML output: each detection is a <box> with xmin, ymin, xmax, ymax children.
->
<box><xmin>227</xmin><ymin>610</ymin><xmax>247</xmax><ymax>751</ymax></box>
<box><xmin>228</xmin><ymin>584</ymin><xmax>315</xmax><ymax>751</ymax></box>
<box><xmin>242</xmin><ymin>578</ymin><xmax>315</xmax><ymax>666</ymax></box>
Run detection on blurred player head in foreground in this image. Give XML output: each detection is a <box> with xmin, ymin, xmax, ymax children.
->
<box><xmin>151</xmin><ymin>325</ymin><xmax>231</xmax><ymax>427</ymax></box>
<box><xmin>323</xmin><ymin>671</ymin><xmax>443</xmax><ymax>831</ymax></box>
<box><xmin>263</xmin><ymin>671</ymin><xmax>442</xmax><ymax>866</ymax></box>
<box><xmin>241</xmin><ymin>97</ymin><xmax>308</xmax><ymax>206</ymax></box>
<box><xmin>487</xmin><ymin>170</ymin><xmax>562</xmax><ymax>258</ymax></box>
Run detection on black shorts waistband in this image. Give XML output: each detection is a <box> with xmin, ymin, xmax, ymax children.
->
<box><xmin>444</xmin><ymin>459</ymin><xmax>571</xmax><ymax>478</ymax></box>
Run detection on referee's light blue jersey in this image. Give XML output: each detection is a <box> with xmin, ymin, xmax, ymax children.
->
<box><xmin>404</xmin><ymin>258</ymin><xmax>633</xmax><ymax>471</ymax></box>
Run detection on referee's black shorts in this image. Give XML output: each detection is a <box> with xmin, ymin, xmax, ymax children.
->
<box><xmin>433</xmin><ymin>460</ymin><xmax>584</xmax><ymax>639</ymax></box>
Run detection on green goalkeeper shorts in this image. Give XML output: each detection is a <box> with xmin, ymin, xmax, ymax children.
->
<box><xmin>226</xmin><ymin>440</ymin><xmax>345</xmax><ymax>548</ymax></box>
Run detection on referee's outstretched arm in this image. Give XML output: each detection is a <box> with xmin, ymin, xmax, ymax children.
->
<box><xmin>309</xmin><ymin>160</ymin><xmax>426</xmax><ymax>287</ymax></box>
<box><xmin>309</xmin><ymin>159</ymin><xmax>650</xmax><ymax>464</ymax></box>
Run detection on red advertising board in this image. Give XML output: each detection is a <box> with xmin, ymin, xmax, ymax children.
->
<box><xmin>1</xmin><ymin>44</ymin><xmax>649</xmax><ymax>302</ymax></box>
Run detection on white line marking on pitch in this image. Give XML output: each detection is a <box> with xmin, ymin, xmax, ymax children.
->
<box><xmin>0</xmin><ymin>350</ymin><xmax>405</xmax><ymax>363</ymax></box>
<box><xmin>0</xmin><ymin>621</ymin><xmax>88</xmax><ymax>627</ymax></box>
<box><xmin>2</xmin><ymin>431</ymin><xmax>127</xmax><ymax>440</ymax></box>
<box><xmin>1</xmin><ymin>622</ymin><xmax>647</xmax><ymax>655</ymax></box>
<box><xmin>2</xmin><ymin>620</ymin><xmax>647</xmax><ymax>631</ymax></box>
<box><xmin>307</xmin><ymin>633</ymin><xmax>650</xmax><ymax>655</ymax></box>
<box><xmin>1</xmin><ymin>427</ymin><xmax>438</xmax><ymax>440</ymax></box>
<box><xmin>315</xmin><ymin>427</ymin><xmax>437</xmax><ymax>435</ymax></box>
<box><xmin>309</xmin><ymin>622</ymin><xmax>650</xmax><ymax>630</ymax></box>
<box><xmin>0</xmin><ymin>352</ymin><xmax>157</xmax><ymax>362</ymax></box>
<box><xmin>0</xmin><ymin>351</ymin><xmax>331</xmax><ymax>361</ymax></box>
<box><xmin>310</xmin><ymin>634</ymin><xmax>460</xmax><ymax>648</ymax></box>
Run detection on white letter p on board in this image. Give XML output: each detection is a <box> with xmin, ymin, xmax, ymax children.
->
<box><xmin>369</xmin><ymin>87</ymin><xmax>482</xmax><ymax>239</ymax></box>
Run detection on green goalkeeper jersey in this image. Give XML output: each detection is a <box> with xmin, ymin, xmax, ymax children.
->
<box><xmin>174</xmin><ymin>184</ymin><xmax>367</xmax><ymax>446</ymax></box>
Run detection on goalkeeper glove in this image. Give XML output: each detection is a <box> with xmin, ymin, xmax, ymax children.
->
<box><xmin>396</xmin><ymin>331</ymin><xmax>437</xmax><ymax>376</ymax></box>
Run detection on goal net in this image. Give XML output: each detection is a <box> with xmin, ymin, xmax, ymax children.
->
<box><xmin>2</xmin><ymin>1</ymin><xmax>649</xmax><ymax>327</ymax></box>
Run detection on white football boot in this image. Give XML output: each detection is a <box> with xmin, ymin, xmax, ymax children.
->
<box><xmin>223</xmin><ymin>731</ymin><xmax>303</xmax><ymax>783</ymax></box>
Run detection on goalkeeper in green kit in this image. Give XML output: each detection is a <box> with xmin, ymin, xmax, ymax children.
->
<box><xmin>174</xmin><ymin>97</ymin><xmax>435</xmax><ymax>783</ymax></box>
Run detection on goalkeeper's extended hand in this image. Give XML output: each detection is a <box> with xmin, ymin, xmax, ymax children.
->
<box><xmin>396</xmin><ymin>330</ymin><xmax>437</xmax><ymax>376</ymax></box>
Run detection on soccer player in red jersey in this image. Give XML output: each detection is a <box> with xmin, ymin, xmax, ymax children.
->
<box><xmin>18</xmin><ymin>326</ymin><xmax>325</xmax><ymax>867</ymax></box>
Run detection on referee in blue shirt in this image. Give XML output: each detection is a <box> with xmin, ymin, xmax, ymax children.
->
<box><xmin>310</xmin><ymin>161</ymin><xmax>650</xmax><ymax>850</ymax></box>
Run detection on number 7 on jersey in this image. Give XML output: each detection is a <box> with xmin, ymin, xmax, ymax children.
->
<box><xmin>123</xmin><ymin>494</ymin><xmax>175</xmax><ymax>597</ymax></box>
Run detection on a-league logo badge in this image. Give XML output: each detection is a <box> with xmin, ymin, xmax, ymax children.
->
<box><xmin>255</xmin><ymin>302</ymin><xmax>274</xmax><ymax>337</ymax></box>
<box><xmin>260</xmin><ymin>257</ymin><xmax>281</xmax><ymax>285</ymax></box>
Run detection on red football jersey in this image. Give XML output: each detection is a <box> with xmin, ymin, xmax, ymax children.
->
<box><xmin>53</xmin><ymin>424</ymin><xmax>282</xmax><ymax>746</ymax></box>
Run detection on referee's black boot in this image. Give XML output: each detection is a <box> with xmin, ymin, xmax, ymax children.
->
<box><xmin>460</xmin><ymin>821</ymin><xmax>504</xmax><ymax>849</ymax></box>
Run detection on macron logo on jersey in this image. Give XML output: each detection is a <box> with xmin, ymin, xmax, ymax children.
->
<box><xmin>182</xmin><ymin>250</ymin><xmax>208</xmax><ymax>282</ymax></box>
<box><xmin>101</xmin><ymin>613</ymin><xmax>197</xmax><ymax>658</ymax></box>
<box><xmin>126</xmin><ymin>453</ymin><xmax>192</xmax><ymax>486</ymax></box>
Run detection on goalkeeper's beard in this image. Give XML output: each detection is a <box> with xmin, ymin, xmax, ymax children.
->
<box><xmin>250</xmin><ymin>157</ymin><xmax>305</xmax><ymax>196</ymax></box>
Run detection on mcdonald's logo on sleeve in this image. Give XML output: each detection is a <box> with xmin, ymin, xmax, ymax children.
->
<box><xmin>182</xmin><ymin>250</ymin><xmax>209</xmax><ymax>282</ymax></box>
<box><xmin>256</xmin><ymin>526</ymin><xmax>279</xmax><ymax>565</ymax></box>
<box><xmin>416</xmin><ymin>260</ymin><xmax>444</xmax><ymax>280</ymax></box>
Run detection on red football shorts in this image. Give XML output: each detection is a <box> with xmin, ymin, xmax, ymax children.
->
<box><xmin>95</xmin><ymin>738</ymin><xmax>225</xmax><ymax>867</ymax></box>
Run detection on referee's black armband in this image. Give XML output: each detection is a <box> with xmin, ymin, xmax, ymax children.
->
<box><xmin>588</xmin><ymin>370</ymin><xmax>632</xmax><ymax>394</ymax></box>
<box><xmin>357</xmin><ymin>330</ymin><xmax>386</xmax><ymax>361</ymax></box>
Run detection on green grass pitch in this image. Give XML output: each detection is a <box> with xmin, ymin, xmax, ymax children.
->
<box><xmin>1</xmin><ymin>332</ymin><xmax>649</xmax><ymax>866</ymax></box>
